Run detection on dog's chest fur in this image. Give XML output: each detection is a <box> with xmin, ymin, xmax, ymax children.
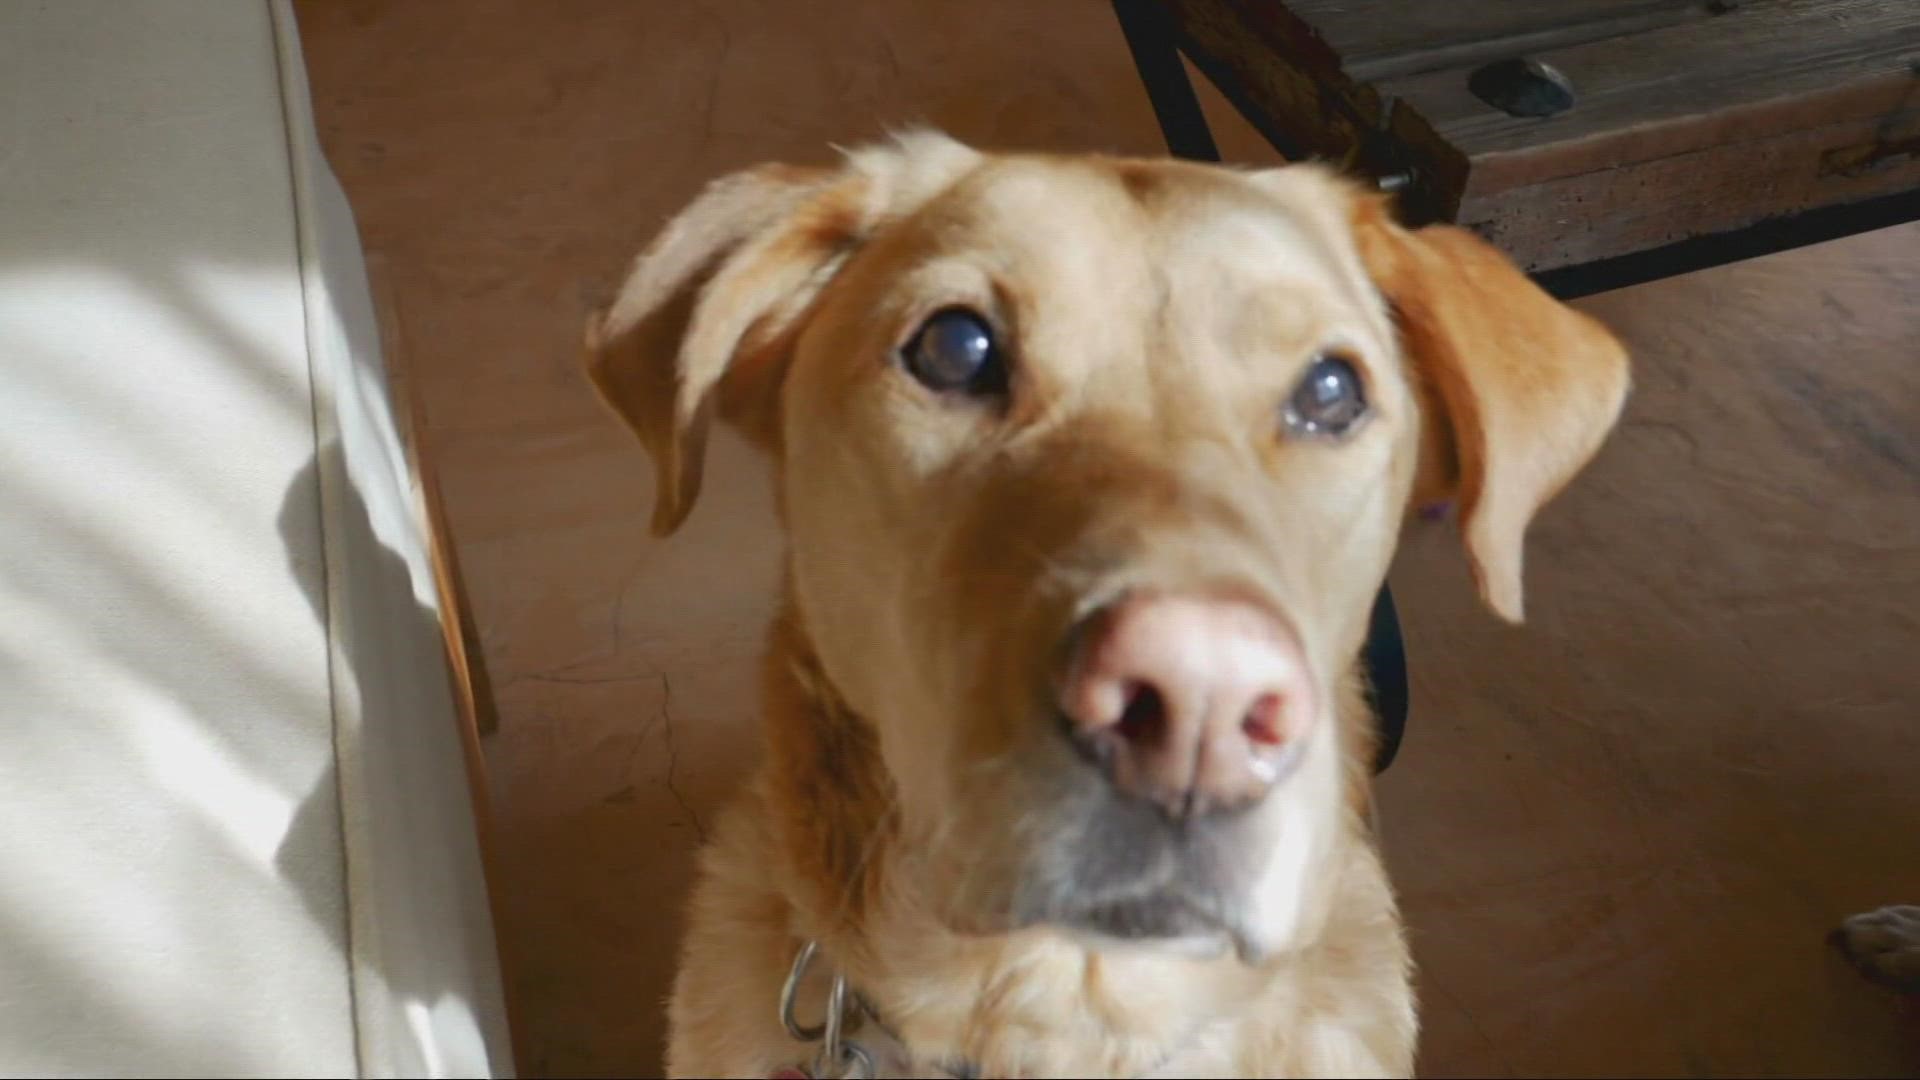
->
<box><xmin>666</xmin><ymin>779</ymin><xmax>1415</xmax><ymax>1079</ymax></box>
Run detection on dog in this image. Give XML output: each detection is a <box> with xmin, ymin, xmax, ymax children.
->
<box><xmin>586</xmin><ymin>131</ymin><xmax>1630</xmax><ymax>1078</ymax></box>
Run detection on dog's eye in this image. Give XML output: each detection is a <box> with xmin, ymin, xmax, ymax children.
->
<box><xmin>1283</xmin><ymin>353</ymin><xmax>1367</xmax><ymax>438</ymax></box>
<box><xmin>902</xmin><ymin>308</ymin><xmax>1005</xmax><ymax>395</ymax></box>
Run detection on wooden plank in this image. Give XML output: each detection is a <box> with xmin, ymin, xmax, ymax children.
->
<box><xmin>1459</xmin><ymin>105</ymin><xmax>1920</xmax><ymax>270</ymax></box>
<box><xmin>1286</xmin><ymin>0</ymin><xmax>1706</xmax><ymax>81</ymax></box>
<box><xmin>1166</xmin><ymin>0</ymin><xmax>1378</xmax><ymax>151</ymax></box>
<box><xmin>1158</xmin><ymin>0</ymin><xmax>1920</xmax><ymax>267</ymax></box>
<box><xmin>1379</xmin><ymin>0</ymin><xmax>1920</xmax><ymax>193</ymax></box>
<box><xmin>1161</xmin><ymin>0</ymin><xmax>1468</xmax><ymax>222</ymax></box>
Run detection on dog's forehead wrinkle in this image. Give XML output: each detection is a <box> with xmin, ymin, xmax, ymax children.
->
<box><xmin>934</xmin><ymin>159</ymin><xmax>1157</xmax><ymax>296</ymax></box>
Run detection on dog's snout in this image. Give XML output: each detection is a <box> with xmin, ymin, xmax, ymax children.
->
<box><xmin>1059</xmin><ymin>593</ymin><xmax>1314</xmax><ymax>818</ymax></box>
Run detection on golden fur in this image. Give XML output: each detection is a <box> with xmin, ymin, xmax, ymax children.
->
<box><xmin>586</xmin><ymin>132</ymin><xmax>1629</xmax><ymax>1078</ymax></box>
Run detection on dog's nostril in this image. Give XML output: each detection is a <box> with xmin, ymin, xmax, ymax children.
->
<box><xmin>1241</xmin><ymin>692</ymin><xmax>1286</xmax><ymax>746</ymax></box>
<box><xmin>1059</xmin><ymin>593</ymin><xmax>1317</xmax><ymax>815</ymax></box>
<box><xmin>1115</xmin><ymin>682</ymin><xmax>1166</xmax><ymax>745</ymax></box>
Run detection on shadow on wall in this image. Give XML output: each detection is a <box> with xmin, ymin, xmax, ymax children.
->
<box><xmin>0</xmin><ymin>267</ymin><xmax>505</xmax><ymax>1075</ymax></box>
<box><xmin>277</xmin><ymin>447</ymin><xmax>512</xmax><ymax>1077</ymax></box>
<box><xmin>0</xmin><ymin>0</ymin><xmax>510</xmax><ymax>1071</ymax></box>
<box><xmin>0</xmin><ymin>255</ymin><xmax>354</xmax><ymax>1073</ymax></box>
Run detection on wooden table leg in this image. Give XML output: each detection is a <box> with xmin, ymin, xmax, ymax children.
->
<box><xmin>1111</xmin><ymin>0</ymin><xmax>1219</xmax><ymax>162</ymax></box>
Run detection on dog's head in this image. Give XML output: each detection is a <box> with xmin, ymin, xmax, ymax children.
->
<box><xmin>588</xmin><ymin>133</ymin><xmax>1628</xmax><ymax>962</ymax></box>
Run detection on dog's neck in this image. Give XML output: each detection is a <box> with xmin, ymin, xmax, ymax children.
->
<box><xmin>757</xmin><ymin>603</ymin><xmax>899</xmax><ymax>942</ymax></box>
<box><xmin>756</xmin><ymin>602</ymin><xmax>1309</xmax><ymax>1077</ymax></box>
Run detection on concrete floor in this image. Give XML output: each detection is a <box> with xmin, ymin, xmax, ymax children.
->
<box><xmin>295</xmin><ymin>2</ymin><xmax>1920</xmax><ymax>1076</ymax></box>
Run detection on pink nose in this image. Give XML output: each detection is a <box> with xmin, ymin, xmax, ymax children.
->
<box><xmin>1059</xmin><ymin>593</ymin><xmax>1314</xmax><ymax>818</ymax></box>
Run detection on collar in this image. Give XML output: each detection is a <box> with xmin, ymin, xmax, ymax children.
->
<box><xmin>775</xmin><ymin>939</ymin><xmax>1203</xmax><ymax>1079</ymax></box>
<box><xmin>777</xmin><ymin>939</ymin><xmax>978</xmax><ymax>1079</ymax></box>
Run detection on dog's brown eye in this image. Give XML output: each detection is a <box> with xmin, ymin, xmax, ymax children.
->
<box><xmin>902</xmin><ymin>308</ymin><xmax>1006</xmax><ymax>395</ymax></box>
<box><xmin>1283</xmin><ymin>353</ymin><xmax>1367</xmax><ymax>438</ymax></box>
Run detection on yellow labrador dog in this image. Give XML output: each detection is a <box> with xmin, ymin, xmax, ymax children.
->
<box><xmin>588</xmin><ymin>132</ymin><xmax>1630</xmax><ymax>1078</ymax></box>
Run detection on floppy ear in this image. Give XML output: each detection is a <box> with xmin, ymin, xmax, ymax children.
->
<box><xmin>1352</xmin><ymin>197</ymin><xmax>1630</xmax><ymax>623</ymax></box>
<box><xmin>584</xmin><ymin>132</ymin><xmax>981</xmax><ymax>536</ymax></box>
<box><xmin>584</xmin><ymin>162</ymin><xmax>852</xmax><ymax>536</ymax></box>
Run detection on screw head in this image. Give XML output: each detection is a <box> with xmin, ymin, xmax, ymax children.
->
<box><xmin>1469</xmin><ymin>57</ymin><xmax>1576</xmax><ymax>118</ymax></box>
